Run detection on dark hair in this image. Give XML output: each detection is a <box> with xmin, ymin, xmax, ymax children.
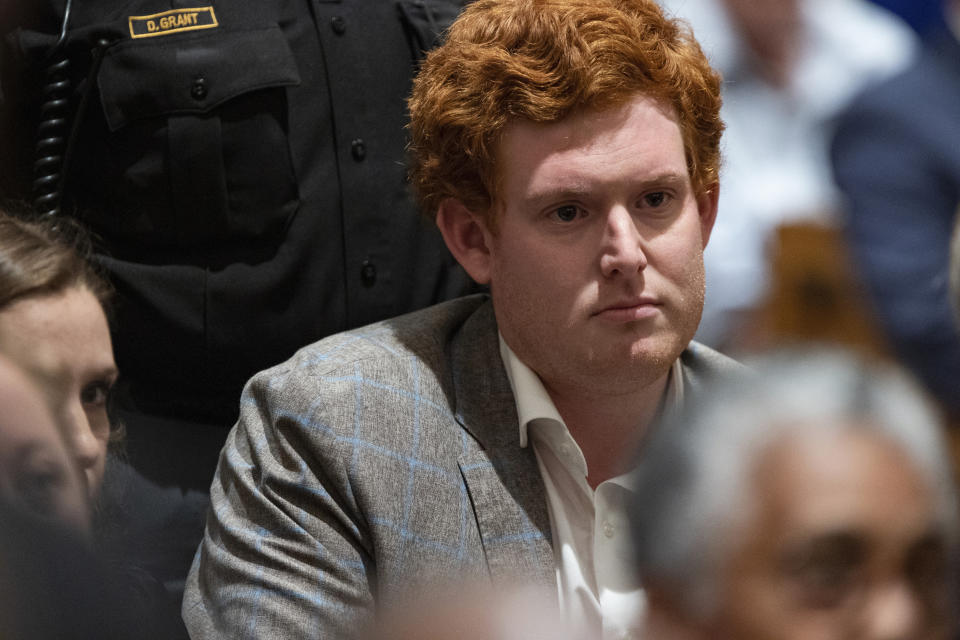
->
<box><xmin>0</xmin><ymin>209</ymin><xmax>112</xmax><ymax>312</ymax></box>
<box><xmin>0</xmin><ymin>207</ymin><xmax>122</xmax><ymax>445</ymax></box>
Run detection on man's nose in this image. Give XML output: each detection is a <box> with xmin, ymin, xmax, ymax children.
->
<box><xmin>862</xmin><ymin>582</ymin><xmax>920</xmax><ymax>640</ymax></box>
<box><xmin>599</xmin><ymin>207</ymin><xmax>647</xmax><ymax>278</ymax></box>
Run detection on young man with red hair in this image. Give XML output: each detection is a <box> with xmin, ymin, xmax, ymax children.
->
<box><xmin>185</xmin><ymin>1</ymin><xmax>738</xmax><ymax>637</ymax></box>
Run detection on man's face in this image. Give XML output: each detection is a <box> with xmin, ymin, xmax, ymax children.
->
<box><xmin>481</xmin><ymin>94</ymin><xmax>716</xmax><ymax>395</ymax></box>
<box><xmin>716</xmin><ymin>427</ymin><xmax>953</xmax><ymax>640</ymax></box>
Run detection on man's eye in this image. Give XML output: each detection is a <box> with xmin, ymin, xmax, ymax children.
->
<box><xmin>640</xmin><ymin>191</ymin><xmax>669</xmax><ymax>208</ymax></box>
<box><xmin>783</xmin><ymin>544</ymin><xmax>863</xmax><ymax>609</ymax></box>
<box><xmin>550</xmin><ymin>205</ymin><xmax>583</xmax><ymax>223</ymax></box>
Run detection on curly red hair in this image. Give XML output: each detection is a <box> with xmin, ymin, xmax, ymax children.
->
<box><xmin>408</xmin><ymin>0</ymin><xmax>723</xmax><ymax>225</ymax></box>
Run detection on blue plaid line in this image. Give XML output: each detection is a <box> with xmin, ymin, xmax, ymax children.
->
<box><xmin>350</xmin><ymin>363</ymin><xmax>363</xmax><ymax>476</ymax></box>
<box><xmin>369</xmin><ymin>516</ymin><xmax>462</xmax><ymax>556</ymax></box>
<box><xmin>242</xmin><ymin>525</ymin><xmax>270</xmax><ymax>638</ymax></box>
<box><xmin>299</xmin><ymin>334</ymin><xmax>367</xmax><ymax>369</ymax></box>
<box><xmin>317</xmin><ymin>374</ymin><xmax>456</xmax><ymax>420</ymax></box>
<box><xmin>235</xmin><ymin>524</ymin><xmax>332</xmax><ymax>636</ymax></box>
<box><xmin>298</xmin><ymin>329</ymin><xmax>404</xmax><ymax>370</ymax></box>
<box><xmin>485</xmin><ymin>530</ymin><xmax>546</xmax><ymax>545</ymax></box>
<box><xmin>273</xmin><ymin>409</ymin><xmax>459</xmax><ymax>482</ymax></box>
<box><xmin>351</xmin><ymin>331</ymin><xmax>405</xmax><ymax>357</ymax></box>
<box><xmin>400</xmin><ymin>357</ymin><xmax>423</xmax><ymax>544</ymax></box>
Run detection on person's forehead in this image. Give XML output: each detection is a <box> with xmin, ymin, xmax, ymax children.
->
<box><xmin>495</xmin><ymin>94</ymin><xmax>687</xmax><ymax>195</ymax></box>
<box><xmin>0</xmin><ymin>363</ymin><xmax>67</xmax><ymax>462</ymax></box>
<box><xmin>501</xmin><ymin>94</ymin><xmax>681</xmax><ymax>153</ymax></box>
<box><xmin>752</xmin><ymin>426</ymin><xmax>938</xmax><ymax>543</ymax></box>
<box><xmin>0</xmin><ymin>288</ymin><xmax>116</xmax><ymax>382</ymax></box>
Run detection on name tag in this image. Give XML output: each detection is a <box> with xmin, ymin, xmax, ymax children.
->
<box><xmin>128</xmin><ymin>7</ymin><xmax>218</xmax><ymax>39</ymax></box>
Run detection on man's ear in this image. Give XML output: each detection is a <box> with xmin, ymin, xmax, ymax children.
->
<box><xmin>436</xmin><ymin>198</ymin><xmax>493</xmax><ymax>285</ymax></box>
<box><xmin>696</xmin><ymin>182</ymin><xmax>720</xmax><ymax>249</ymax></box>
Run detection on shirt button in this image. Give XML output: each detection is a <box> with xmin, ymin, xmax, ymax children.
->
<box><xmin>351</xmin><ymin>138</ymin><xmax>367</xmax><ymax>162</ymax></box>
<box><xmin>360</xmin><ymin>260</ymin><xmax>377</xmax><ymax>287</ymax></box>
<box><xmin>330</xmin><ymin>15</ymin><xmax>346</xmax><ymax>34</ymax></box>
<box><xmin>190</xmin><ymin>77</ymin><xmax>207</xmax><ymax>100</ymax></box>
<box><xmin>602</xmin><ymin>521</ymin><xmax>615</xmax><ymax>538</ymax></box>
<box><xmin>558</xmin><ymin>443</ymin><xmax>572</xmax><ymax>458</ymax></box>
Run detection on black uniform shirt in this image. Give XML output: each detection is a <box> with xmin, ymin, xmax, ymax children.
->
<box><xmin>1</xmin><ymin>0</ymin><xmax>475</xmax><ymax>426</ymax></box>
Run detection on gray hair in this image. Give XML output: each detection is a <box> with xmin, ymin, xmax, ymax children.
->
<box><xmin>630</xmin><ymin>348</ymin><xmax>959</xmax><ymax>620</ymax></box>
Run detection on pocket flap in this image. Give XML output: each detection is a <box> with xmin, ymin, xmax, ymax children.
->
<box><xmin>98</xmin><ymin>26</ymin><xmax>300</xmax><ymax>131</ymax></box>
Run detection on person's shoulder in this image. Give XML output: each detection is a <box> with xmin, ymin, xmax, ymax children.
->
<box><xmin>255</xmin><ymin>294</ymin><xmax>491</xmax><ymax>386</ymax></box>
<box><xmin>681</xmin><ymin>341</ymin><xmax>747</xmax><ymax>379</ymax></box>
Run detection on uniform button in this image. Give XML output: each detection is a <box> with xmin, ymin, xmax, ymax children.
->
<box><xmin>330</xmin><ymin>15</ymin><xmax>346</xmax><ymax>34</ymax></box>
<box><xmin>559</xmin><ymin>443</ymin><xmax>572</xmax><ymax>458</ymax></box>
<box><xmin>360</xmin><ymin>260</ymin><xmax>377</xmax><ymax>287</ymax></box>
<box><xmin>351</xmin><ymin>138</ymin><xmax>367</xmax><ymax>161</ymax></box>
<box><xmin>602</xmin><ymin>521</ymin><xmax>615</xmax><ymax>538</ymax></box>
<box><xmin>190</xmin><ymin>77</ymin><xmax>208</xmax><ymax>100</ymax></box>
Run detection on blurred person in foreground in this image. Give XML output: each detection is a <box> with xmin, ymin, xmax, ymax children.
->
<box><xmin>185</xmin><ymin>0</ymin><xmax>739</xmax><ymax>637</ymax></box>
<box><xmin>0</xmin><ymin>354</ymin><xmax>101</xmax><ymax>639</ymax></box>
<box><xmin>0</xmin><ymin>208</ymin><xmax>182</xmax><ymax>637</ymax></box>
<box><xmin>0</xmin><ymin>210</ymin><xmax>116</xmax><ymax>502</ymax></box>
<box><xmin>0</xmin><ymin>354</ymin><xmax>128</xmax><ymax>639</ymax></box>
<box><xmin>831</xmin><ymin>0</ymin><xmax>960</xmax><ymax>415</ymax></box>
<box><xmin>632</xmin><ymin>350</ymin><xmax>958</xmax><ymax>639</ymax></box>
<box><xmin>365</xmin><ymin>584</ymin><xmax>589</xmax><ymax>640</ymax></box>
<box><xmin>0</xmin><ymin>353</ymin><xmax>89</xmax><ymax>535</ymax></box>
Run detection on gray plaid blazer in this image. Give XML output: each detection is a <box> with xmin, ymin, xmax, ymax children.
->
<box><xmin>183</xmin><ymin>294</ymin><xmax>738</xmax><ymax>638</ymax></box>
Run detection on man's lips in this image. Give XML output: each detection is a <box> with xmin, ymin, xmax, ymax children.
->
<box><xmin>592</xmin><ymin>298</ymin><xmax>661</xmax><ymax>321</ymax></box>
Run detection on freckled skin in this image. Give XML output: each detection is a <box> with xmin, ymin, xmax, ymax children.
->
<box><xmin>481</xmin><ymin>94</ymin><xmax>716</xmax><ymax>399</ymax></box>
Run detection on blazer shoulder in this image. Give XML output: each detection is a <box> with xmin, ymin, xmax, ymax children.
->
<box><xmin>681</xmin><ymin>341</ymin><xmax>747</xmax><ymax>383</ymax></box>
<box><xmin>257</xmin><ymin>294</ymin><xmax>491</xmax><ymax>382</ymax></box>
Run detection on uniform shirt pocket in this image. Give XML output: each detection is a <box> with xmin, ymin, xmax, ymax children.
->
<box><xmin>93</xmin><ymin>25</ymin><xmax>301</xmax><ymax>256</ymax></box>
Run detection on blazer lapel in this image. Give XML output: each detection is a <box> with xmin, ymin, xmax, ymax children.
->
<box><xmin>449</xmin><ymin>300</ymin><xmax>555</xmax><ymax>592</ymax></box>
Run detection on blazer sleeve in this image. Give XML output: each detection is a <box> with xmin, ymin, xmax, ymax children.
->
<box><xmin>183</xmin><ymin>363</ymin><xmax>375</xmax><ymax>639</ymax></box>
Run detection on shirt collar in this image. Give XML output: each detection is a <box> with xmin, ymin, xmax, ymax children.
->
<box><xmin>498</xmin><ymin>334</ymin><xmax>686</xmax><ymax>450</ymax></box>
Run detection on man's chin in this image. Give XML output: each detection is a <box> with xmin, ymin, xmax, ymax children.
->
<box><xmin>581</xmin><ymin>342</ymin><xmax>680</xmax><ymax>390</ymax></box>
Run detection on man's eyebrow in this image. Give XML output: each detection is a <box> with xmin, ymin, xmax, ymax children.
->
<box><xmin>524</xmin><ymin>185</ymin><xmax>592</xmax><ymax>206</ymax></box>
<box><xmin>779</xmin><ymin>530</ymin><xmax>867</xmax><ymax>568</ymax></box>
<box><xmin>637</xmin><ymin>172</ymin><xmax>689</xmax><ymax>189</ymax></box>
<box><xmin>524</xmin><ymin>172</ymin><xmax>691</xmax><ymax>206</ymax></box>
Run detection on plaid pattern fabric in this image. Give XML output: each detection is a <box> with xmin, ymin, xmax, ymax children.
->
<box><xmin>183</xmin><ymin>294</ymin><xmax>742</xmax><ymax>638</ymax></box>
<box><xmin>183</xmin><ymin>296</ymin><xmax>554</xmax><ymax>638</ymax></box>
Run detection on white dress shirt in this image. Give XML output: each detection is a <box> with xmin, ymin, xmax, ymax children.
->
<box><xmin>499</xmin><ymin>337</ymin><xmax>684</xmax><ymax>640</ymax></box>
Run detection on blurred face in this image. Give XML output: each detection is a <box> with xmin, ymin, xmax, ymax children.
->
<box><xmin>0</xmin><ymin>286</ymin><xmax>117</xmax><ymax>500</ymax></box>
<box><xmin>483</xmin><ymin>94</ymin><xmax>716</xmax><ymax>395</ymax></box>
<box><xmin>716</xmin><ymin>427</ymin><xmax>953</xmax><ymax>640</ymax></box>
<box><xmin>0</xmin><ymin>359</ymin><xmax>89</xmax><ymax>534</ymax></box>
